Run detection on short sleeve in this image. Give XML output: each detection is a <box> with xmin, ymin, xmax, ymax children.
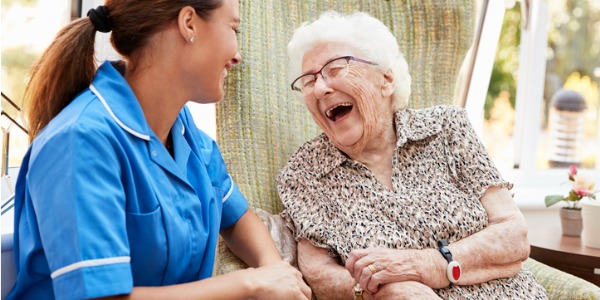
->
<box><xmin>277</xmin><ymin>164</ymin><xmax>332</xmax><ymax>250</ymax></box>
<box><xmin>218</xmin><ymin>175</ymin><xmax>248</xmax><ymax>230</ymax></box>
<box><xmin>27</xmin><ymin>124</ymin><xmax>132</xmax><ymax>299</ymax></box>
<box><xmin>442</xmin><ymin>107</ymin><xmax>512</xmax><ymax>199</ymax></box>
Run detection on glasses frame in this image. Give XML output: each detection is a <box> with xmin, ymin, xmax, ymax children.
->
<box><xmin>290</xmin><ymin>56</ymin><xmax>378</xmax><ymax>94</ymax></box>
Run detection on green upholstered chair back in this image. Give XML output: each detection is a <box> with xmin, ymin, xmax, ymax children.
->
<box><xmin>217</xmin><ymin>0</ymin><xmax>475</xmax><ymax>216</ymax></box>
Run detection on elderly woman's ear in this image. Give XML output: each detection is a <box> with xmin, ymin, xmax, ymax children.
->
<box><xmin>382</xmin><ymin>69</ymin><xmax>396</xmax><ymax>98</ymax></box>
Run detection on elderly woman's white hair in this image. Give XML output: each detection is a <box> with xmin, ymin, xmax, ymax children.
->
<box><xmin>287</xmin><ymin>11</ymin><xmax>412</xmax><ymax>111</ymax></box>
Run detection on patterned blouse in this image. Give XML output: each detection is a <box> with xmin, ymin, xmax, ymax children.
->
<box><xmin>277</xmin><ymin>105</ymin><xmax>547</xmax><ymax>299</ymax></box>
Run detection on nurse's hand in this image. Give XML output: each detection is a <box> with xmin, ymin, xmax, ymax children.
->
<box><xmin>251</xmin><ymin>261</ymin><xmax>311</xmax><ymax>300</ymax></box>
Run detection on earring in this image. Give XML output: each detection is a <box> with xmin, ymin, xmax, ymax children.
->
<box><xmin>189</xmin><ymin>35</ymin><xmax>196</xmax><ymax>44</ymax></box>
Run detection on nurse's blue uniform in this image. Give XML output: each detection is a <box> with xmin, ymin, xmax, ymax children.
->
<box><xmin>8</xmin><ymin>61</ymin><xmax>249</xmax><ymax>300</ymax></box>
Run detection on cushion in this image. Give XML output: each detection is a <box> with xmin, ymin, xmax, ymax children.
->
<box><xmin>523</xmin><ymin>258</ymin><xmax>600</xmax><ymax>300</ymax></box>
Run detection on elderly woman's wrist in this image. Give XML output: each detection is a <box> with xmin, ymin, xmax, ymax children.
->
<box><xmin>421</xmin><ymin>249</ymin><xmax>452</xmax><ymax>288</ymax></box>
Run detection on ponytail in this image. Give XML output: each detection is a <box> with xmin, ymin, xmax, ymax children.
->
<box><xmin>24</xmin><ymin>0</ymin><xmax>224</xmax><ymax>141</ymax></box>
<box><xmin>24</xmin><ymin>17</ymin><xmax>97</xmax><ymax>141</ymax></box>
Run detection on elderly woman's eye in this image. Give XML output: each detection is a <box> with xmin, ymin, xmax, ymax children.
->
<box><xmin>327</xmin><ymin>66</ymin><xmax>345</xmax><ymax>77</ymax></box>
<box><xmin>304</xmin><ymin>79</ymin><xmax>316</xmax><ymax>87</ymax></box>
<box><xmin>302</xmin><ymin>76</ymin><xmax>316</xmax><ymax>87</ymax></box>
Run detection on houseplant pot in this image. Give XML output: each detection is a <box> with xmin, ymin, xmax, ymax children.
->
<box><xmin>559</xmin><ymin>208</ymin><xmax>582</xmax><ymax>237</ymax></box>
<box><xmin>545</xmin><ymin>165</ymin><xmax>596</xmax><ymax>237</ymax></box>
<box><xmin>581</xmin><ymin>200</ymin><xmax>600</xmax><ymax>248</ymax></box>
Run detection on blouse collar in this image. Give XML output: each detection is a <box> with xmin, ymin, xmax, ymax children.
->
<box><xmin>309</xmin><ymin>106</ymin><xmax>444</xmax><ymax>180</ymax></box>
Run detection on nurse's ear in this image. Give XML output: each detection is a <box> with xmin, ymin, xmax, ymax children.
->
<box><xmin>178</xmin><ymin>6</ymin><xmax>197</xmax><ymax>44</ymax></box>
<box><xmin>381</xmin><ymin>69</ymin><xmax>395</xmax><ymax>98</ymax></box>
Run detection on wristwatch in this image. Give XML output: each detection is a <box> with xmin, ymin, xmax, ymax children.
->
<box><xmin>437</xmin><ymin>239</ymin><xmax>461</xmax><ymax>284</ymax></box>
<box><xmin>354</xmin><ymin>284</ymin><xmax>364</xmax><ymax>300</ymax></box>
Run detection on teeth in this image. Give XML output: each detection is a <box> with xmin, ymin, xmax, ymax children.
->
<box><xmin>326</xmin><ymin>102</ymin><xmax>352</xmax><ymax>118</ymax></box>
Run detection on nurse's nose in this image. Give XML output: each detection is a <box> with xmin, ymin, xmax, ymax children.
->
<box><xmin>231</xmin><ymin>52</ymin><xmax>242</xmax><ymax>65</ymax></box>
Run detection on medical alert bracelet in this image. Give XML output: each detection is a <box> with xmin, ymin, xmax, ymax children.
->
<box><xmin>437</xmin><ymin>239</ymin><xmax>461</xmax><ymax>284</ymax></box>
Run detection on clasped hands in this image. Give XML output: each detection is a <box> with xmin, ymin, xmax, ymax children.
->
<box><xmin>345</xmin><ymin>248</ymin><xmax>446</xmax><ymax>298</ymax></box>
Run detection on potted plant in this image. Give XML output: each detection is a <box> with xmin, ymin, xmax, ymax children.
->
<box><xmin>545</xmin><ymin>165</ymin><xmax>597</xmax><ymax>237</ymax></box>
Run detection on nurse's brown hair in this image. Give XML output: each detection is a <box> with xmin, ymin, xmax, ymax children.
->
<box><xmin>23</xmin><ymin>0</ymin><xmax>222</xmax><ymax>141</ymax></box>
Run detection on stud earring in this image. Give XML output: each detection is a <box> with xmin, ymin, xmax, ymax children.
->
<box><xmin>189</xmin><ymin>35</ymin><xmax>196</xmax><ymax>44</ymax></box>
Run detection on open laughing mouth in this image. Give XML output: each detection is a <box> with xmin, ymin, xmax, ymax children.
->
<box><xmin>325</xmin><ymin>103</ymin><xmax>353</xmax><ymax>122</ymax></box>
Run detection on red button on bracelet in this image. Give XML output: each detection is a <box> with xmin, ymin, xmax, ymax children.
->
<box><xmin>437</xmin><ymin>239</ymin><xmax>462</xmax><ymax>284</ymax></box>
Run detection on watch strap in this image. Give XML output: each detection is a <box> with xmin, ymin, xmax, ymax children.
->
<box><xmin>437</xmin><ymin>239</ymin><xmax>462</xmax><ymax>284</ymax></box>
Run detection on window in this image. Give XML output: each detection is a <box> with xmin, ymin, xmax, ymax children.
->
<box><xmin>1</xmin><ymin>0</ymin><xmax>77</xmax><ymax>234</ymax></box>
<box><xmin>480</xmin><ymin>0</ymin><xmax>600</xmax><ymax>209</ymax></box>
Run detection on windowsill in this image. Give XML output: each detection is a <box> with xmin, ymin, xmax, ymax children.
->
<box><xmin>504</xmin><ymin>168</ymin><xmax>600</xmax><ymax>211</ymax></box>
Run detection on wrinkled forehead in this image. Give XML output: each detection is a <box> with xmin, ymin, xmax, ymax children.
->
<box><xmin>301</xmin><ymin>42</ymin><xmax>359</xmax><ymax>73</ymax></box>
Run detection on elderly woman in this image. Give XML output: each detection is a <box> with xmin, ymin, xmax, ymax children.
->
<box><xmin>277</xmin><ymin>11</ymin><xmax>547</xmax><ymax>300</ymax></box>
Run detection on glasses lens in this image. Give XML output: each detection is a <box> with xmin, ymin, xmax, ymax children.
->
<box><xmin>292</xmin><ymin>74</ymin><xmax>316</xmax><ymax>93</ymax></box>
<box><xmin>323</xmin><ymin>58</ymin><xmax>349</xmax><ymax>79</ymax></box>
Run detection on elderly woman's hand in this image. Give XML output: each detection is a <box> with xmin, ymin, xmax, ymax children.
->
<box><xmin>363</xmin><ymin>281</ymin><xmax>442</xmax><ymax>300</ymax></box>
<box><xmin>345</xmin><ymin>247</ymin><xmax>447</xmax><ymax>294</ymax></box>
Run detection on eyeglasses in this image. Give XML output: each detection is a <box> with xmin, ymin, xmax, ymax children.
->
<box><xmin>290</xmin><ymin>56</ymin><xmax>378</xmax><ymax>95</ymax></box>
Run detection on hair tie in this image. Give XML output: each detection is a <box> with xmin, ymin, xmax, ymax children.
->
<box><xmin>87</xmin><ymin>6</ymin><xmax>113</xmax><ymax>33</ymax></box>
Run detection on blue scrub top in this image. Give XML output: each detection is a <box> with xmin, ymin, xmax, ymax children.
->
<box><xmin>8</xmin><ymin>61</ymin><xmax>249</xmax><ymax>300</ymax></box>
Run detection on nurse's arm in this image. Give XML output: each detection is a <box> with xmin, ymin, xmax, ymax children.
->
<box><xmin>220</xmin><ymin>209</ymin><xmax>283</xmax><ymax>266</ymax></box>
<box><xmin>93</xmin><ymin>260</ymin><xmax>310</xmax><ymax>299</ymax></box>
<box><xmin>94</xmin><ymin>211</ymin><xmax>310</xmax><ymax>299</ymax></box>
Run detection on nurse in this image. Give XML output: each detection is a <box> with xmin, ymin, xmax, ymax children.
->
<box><xmin>8</xmin><ymin>0</ymin><xmax>311</xmax><ymax>299</ymax></box>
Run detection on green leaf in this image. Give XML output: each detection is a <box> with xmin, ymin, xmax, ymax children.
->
<box><xmin>567</xmin><ymin>190</ymin><xmax>582</xmax><ymax>201</ymax></box>
<box><xmin>545</xmin><ymin>195</ymin><xmax>564</xmax><ymax>207</ymax></box>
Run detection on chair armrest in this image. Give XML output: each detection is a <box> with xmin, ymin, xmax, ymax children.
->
<box><xmin>523</xmin><ymin>258</ymin><xmax>600</xmax><ymax>300</ymax></box>
<box><xmin>214</xmin><ymin>238</ymin><xmax>248</xmax><ymax>276</ymax></box>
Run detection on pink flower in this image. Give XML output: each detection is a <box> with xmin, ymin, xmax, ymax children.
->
<box><xmin>568</xmin><ymin>165</ymin><xmax>577</xmax><ymax>181</ymax></box>
<box><xmin>546</xmin><ymin>167</ymin><xmax>597</xmax><ymax>209</ymax></box>
<box><xmin>571</xmin><ymin>175</ymin><xmax>596</xmax><ymax>198</ymax></box>
<box><xmin>574</xmin><ymin>189</ymin><xmax>593</xmax><ymax>197</ymax></box>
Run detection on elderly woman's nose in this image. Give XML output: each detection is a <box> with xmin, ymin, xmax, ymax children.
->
<box><xmin>313</xmin><ymin>75</ymin><xmax>333</xmax><ymax>99</ymax></box>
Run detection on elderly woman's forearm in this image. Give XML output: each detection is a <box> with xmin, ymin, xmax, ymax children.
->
<box><xmin>437</xmin><ymin>187</ymin><xmax>529</xmax><ymax>286</ymax></box>
<box><xmin>444</xmin><ymin>214</ymin><xmax>528</xmax><ymax>285</ymax></box>
<box><xmin>298</xmin><ymin>239</ymin><xmax>356</xmax><ymax>300</ymax></box>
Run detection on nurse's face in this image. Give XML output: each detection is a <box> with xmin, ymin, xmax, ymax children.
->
<box><xmin>188</xmin><ymin>0</ymin><xmax>241</xmax><ymax>104</ymax></box>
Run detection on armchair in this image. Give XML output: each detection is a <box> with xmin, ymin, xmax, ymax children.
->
<box><xmin>214</xmin><ymin>1</ymin><xmax>600</xmax><ymax>299</ymax></box>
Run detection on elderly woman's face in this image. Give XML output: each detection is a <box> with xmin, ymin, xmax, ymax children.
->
<box><xmin>301</xmin><ymin>43</ymin><xmax>393</xmax><ymax>149</ymax></box>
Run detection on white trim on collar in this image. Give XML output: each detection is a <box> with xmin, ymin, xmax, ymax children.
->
<box><xmin>90</xmin><ymin>84</ymin><xmax>150</xmax><ymax>141</ymax></box>
<box><xmin>178</xmin><ymin>117</ymin><xmax>185</xmax><ymax>135</ymax></box>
